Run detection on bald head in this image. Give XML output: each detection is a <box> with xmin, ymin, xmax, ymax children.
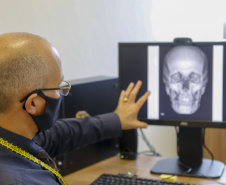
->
<box><xmin>0</xmin><ymin>32</ymin><xmax>61</xmax><ymax>113</ymax></box>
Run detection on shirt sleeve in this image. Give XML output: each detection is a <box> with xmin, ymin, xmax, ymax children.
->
<box><xmin>34</xmin><ymin>112</ymin><xmax>122</xmax><ymax>157</ymax></box>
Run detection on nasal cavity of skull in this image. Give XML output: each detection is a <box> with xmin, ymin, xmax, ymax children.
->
<box><xmin>182</xmin><ymin>79</ymin><xmax>189</xmax><ymax>91</ymax></box>
<box><xmin>170</xmin><ymin>72</ymin><xmax>190</xmax><ymax>92</ymax></box>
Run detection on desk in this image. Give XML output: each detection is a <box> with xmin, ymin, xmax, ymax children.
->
<box><xmin>63</xmin><ymin>154</ymin><xmax>226</xmax><ymax>185</ymax></box>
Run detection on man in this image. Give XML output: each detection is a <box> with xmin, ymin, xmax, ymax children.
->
<box><xmin>0</xmin><ymin>32</ymin><xmax>150</xmax><ymax>184</ymax></box>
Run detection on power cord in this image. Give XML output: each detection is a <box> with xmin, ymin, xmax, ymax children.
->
<box><xmin>202</xmin><ymin>129</ymin><xmax>214</xmax><ymax>161</ymax></box>
<box><xmin>175</xmin><ymin>127</ymin><xmax>226</xmax><ymax>185</ymax></box>
<box><xmin>138</xmin><ymin>127</ymin><xmax>225</xmax><ymax>184</ymax></box>
<box><xmin>174</xmin><ymin>126</ymin><xmax>214</xmax><ymax>160</ymax></box>
<box><xmin>201</xmin><ymin>129</ymin><xmax>226</xmax><ymax>185</ymax></box>
<box><xmin>138</xmin><ymin>128</ymin><xmax>161</xmax><ymax>157</ymax></box>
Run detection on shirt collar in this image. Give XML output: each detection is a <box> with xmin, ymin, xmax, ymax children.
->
<box><xmin>0</xmin><ymin>127</ymin><xmax>40</xmax><ymax>157</ymax></box>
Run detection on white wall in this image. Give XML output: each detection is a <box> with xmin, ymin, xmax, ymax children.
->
<box><xmin>0</xmin><ymin>0</ymin><xmax>153</xmax><ymax>81</ymax></box>
<box><xmin>1</xmin><ymin>0</ymin><xmax>225</xmax><ymax>158</ymax></box>
<box><xmin>150</xmin><ymin>0</ymin><xmax>226</xmax><ymax>42</ymax></box>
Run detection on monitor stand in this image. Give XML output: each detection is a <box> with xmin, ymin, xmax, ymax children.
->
<box><xmin>151</xmin><ymin>127</ymin><xmax>225</xmax><ymax>178</ymax></box>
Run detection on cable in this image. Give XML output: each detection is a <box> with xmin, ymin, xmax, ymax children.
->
<box><xmin>139</xmin><ymin>127</ymin><xmax>225</xmax><ymax>184</ymax></box>
<box><xmin>200</xmin><ymin>129</ymin><xmax>226</xmax><ymax>185</ymax></box>
<box><xmin>174</xmin><ymin>126</ymin><xmax>180</xmax><ymax>155</ymax></box>
<box><xmin>176</xmin><ymin>127</ymin><xmax>225</xmax><ymax>185</ymax></box>
<box><xmin>138</xmin><ymin>128</ymin><xmax>161</xmax><ymax>156</ymax></box>
<box><xmin>202</xmin><ymin>129</ymin><xmax>214</xmax><ymax>161</ymax></box>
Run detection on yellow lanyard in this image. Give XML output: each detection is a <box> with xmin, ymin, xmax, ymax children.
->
<box><xmin>0</xmin><ymin>138</ymin><xmax>68</xmax><ymax>185</ymax></box>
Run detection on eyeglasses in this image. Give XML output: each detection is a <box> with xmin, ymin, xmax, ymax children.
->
<box><xmin>19</xmin><ymin>80</ymin><xmax>71</xmax><ymax>103</ymax></box>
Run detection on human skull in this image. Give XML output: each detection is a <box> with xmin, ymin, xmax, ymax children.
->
<box><xmin>163</xmin><ymin>46</ymin><xmax>208</xmax><ymax>114</ymax></box>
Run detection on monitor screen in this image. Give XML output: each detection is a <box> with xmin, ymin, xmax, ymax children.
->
<box><xmin>119</xmin><ymin>41</ymin><xmax>226</xmax><ymax>128</ymax></box>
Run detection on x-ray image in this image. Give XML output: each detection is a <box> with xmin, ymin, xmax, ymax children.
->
<box><xmin>162</xmin><ymin>46</ymin><xmax>208</xmax><ymax>115</ymax></box>
<box><xmin>157</xmin><ymin>45</ymin><xmax>213</xmax><ymax>121</ymax></box>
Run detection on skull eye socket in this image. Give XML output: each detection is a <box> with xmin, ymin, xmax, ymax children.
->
<box><xmin>189</xmin><ymin>72</ymin><xmax>201</xmax><ymax>83</ymax></box>
<box><xmin>171</xmin><ymin>72</ymin><xmax>182</xmax><ymax>83</ymax></box>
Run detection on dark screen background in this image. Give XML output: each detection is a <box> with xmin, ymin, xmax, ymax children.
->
<box><xmin>119</xmin><ymin>44</ymin><xmax>148</xmax><ymax>118</ymax></box>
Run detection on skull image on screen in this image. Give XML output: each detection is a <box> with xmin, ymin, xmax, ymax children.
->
<box><xmin>163</xmin><ymin>46</ymin><xmax>208</xmax><ymax>114</ymax></box>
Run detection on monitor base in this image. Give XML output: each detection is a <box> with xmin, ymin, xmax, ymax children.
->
<box><xmin>151</xmin><ymin>158</ymin><xmax>225</xmax><ymax>178</ymax></box>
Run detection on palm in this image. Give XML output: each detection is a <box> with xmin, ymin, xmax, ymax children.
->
<box><xmin>114</xmin><ymin>81</ymin><xmax>150</xmax><ymax>130</ymax></box>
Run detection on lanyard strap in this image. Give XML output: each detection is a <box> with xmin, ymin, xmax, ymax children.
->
<box><xmin>0</xmin><ymin>138</ymin><xmax>67</xmax><ymax>185</ymax></box>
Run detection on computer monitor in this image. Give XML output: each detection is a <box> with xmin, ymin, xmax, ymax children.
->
<box><xmin>118</xmin><ymin>39</ymin><xmax>226</xmax><ymax>178</ymax></box>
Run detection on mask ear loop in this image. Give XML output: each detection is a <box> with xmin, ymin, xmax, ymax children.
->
<box><xmin>22</xmin><ymin>93</ymin><xmax>38</xmax><ymax>111</ymax></box>
<box><xmin>20</xmin><ymin>89</ymin><xmax>43</xmax><ymax>110</ymax></box>
<box><xmin>27</xmin><ymin>91</ymin><xmax>63</xmax><ymax>133</ymax></box>
<box><xmin>22</xmin><ymin>93</ymin><xmax>42</xmax><ymax>117</ymax></box>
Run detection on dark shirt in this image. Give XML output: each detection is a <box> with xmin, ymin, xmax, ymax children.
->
<box><xmin>0</xmin><ymin>113</ymin><xmax>121</xmax><ymax>185</ymax></box>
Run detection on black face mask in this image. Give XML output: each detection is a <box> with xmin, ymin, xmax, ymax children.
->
<box><xmin>24</xmin><ymin>91</ymin><xmax>62</xmax><ymax>132</ymax></box>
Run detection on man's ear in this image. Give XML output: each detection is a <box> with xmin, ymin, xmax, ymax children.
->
<box><xmin>24</xmin><ymin>94</ymin><xmax>46</xmax><ymax>116</ymax></box>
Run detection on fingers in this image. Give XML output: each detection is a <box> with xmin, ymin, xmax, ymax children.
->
<box><xmin>118</xmin><ymin>90</ymin><xmax>125</xmax><ymax>105</ymax></box>
<box><xmin>124</xmin><ymin>82</ymin><xmax>135</xmax><ymax>99</ymax></box>
<box><xmin>128</xmin><ymin>81</ymin><xmax>142</xmax><ymax>103</ymax></box>
<box><xmin>134</xmin><ymin>121</ymin><xmax>148</xmax><ymax>129</ymax></box>
<box><xmin>124</xmin><ymin>121</ymin><xmax>148</xmax><ymax>130</ymax></box>
<box><xmin>136</xmin><ymin>91</ymin><xmax>151</xmax><ymax>109</ymax></box>
<box><xmin>116</xmin><ymin>80</ymin><xmax>150</xmax><ymax>131</ymax></box>
<box><xmin>120</xmin><ymin>80</ymin><xmax>150</xmax><ymax>107</ymax></box>
<box><xmin>123</xmin><ymin>81</ymin><xmax>142</xmax><ymax>103</ymax></box>
<box><xmin>139</xmin><ymin>121</ymin><xmax>148</xmax><ymax>129</ymax></box>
